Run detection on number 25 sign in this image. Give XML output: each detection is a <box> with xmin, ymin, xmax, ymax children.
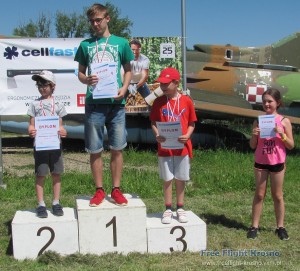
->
<box><xmin>160</xmin><ymin>43</ymin><xmax>175</xmax><ymax>59</ymax></box>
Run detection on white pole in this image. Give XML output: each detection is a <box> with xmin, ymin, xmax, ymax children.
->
<box><xmin>181</xmin><ymin>0</ymin><xmax>187</xmax><ymax>94</ymax></box>
<box><xmin>0</xmin><ymin>117</ymin><xmax>7</xmax><ymax>189</ymax></box>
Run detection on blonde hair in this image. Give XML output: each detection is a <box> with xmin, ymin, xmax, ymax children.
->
<box><xmin>87</xmin><ymin>3</ymin><xmax>108</xmax><ymax>18</ymax></box>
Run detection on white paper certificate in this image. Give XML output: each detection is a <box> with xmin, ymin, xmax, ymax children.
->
<box><xmin>258</xmin><ymin>115</ymin><xmax>276</xmax><ymax>138</ymax></box>
<box><xmin>35</xmin><ymin>116</ymin><xmax>60</xmax><ymax>151</ymax></box>
<box><xmin>156</xmin><ymin>121</ymin><xmax>184</xmax><ymax>149</ymax></box>
<box><xmin>91</xmin><ymin>62</ymin><xmax>118</xmax><ymax>99</ymax></box>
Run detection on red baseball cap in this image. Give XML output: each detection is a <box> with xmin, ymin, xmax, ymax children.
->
<box><xmin>155</xmin><ymin>67</ymin><xmax>181</xmax><ymax>83</ymax></box>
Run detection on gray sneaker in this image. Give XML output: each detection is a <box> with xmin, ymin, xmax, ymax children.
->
<box><xmin>52</xmin><ymin>204</ymin><xmax>64</xmax><ymax>216</ymax></box>
<box><xmin>247</xmin><ymin>227</ymin><xmax>259</xmax><ymax>239</ymax></box>
<box><xmin>275</xmin><ymin>227</ymin><xmax>289</xmax><ymax>240</ymax></box>
<box><xmin>36</xmin><ymin>206</ymin><xmax>48</xmax><ymax>218</ymax></box>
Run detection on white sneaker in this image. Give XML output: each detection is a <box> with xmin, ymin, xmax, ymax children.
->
<box><xmin>161</xmin><ymin>209</ymin><xmax>173</xmax><ymax>224</ymax></box>
<box><xmin>177</xmin><ymin>208</ymin><xmax>188</xmax><ymax>223</ymax></box>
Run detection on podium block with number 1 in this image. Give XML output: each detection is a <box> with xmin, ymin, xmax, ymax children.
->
<box><xmin>76</xmin><ymin>194</ymin><xmax>147</xmax><ymax>255</ymax></box>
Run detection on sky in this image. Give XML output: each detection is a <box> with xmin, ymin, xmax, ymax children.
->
<box><xmin>0</xmin><ymin>0</ymin><xmax>300</xmax><ymax>49</ymax></box>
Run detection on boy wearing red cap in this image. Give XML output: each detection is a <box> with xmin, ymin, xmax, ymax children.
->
<box><xmin>150</xmin><ymin>67</ymin><xmax>197</xmax><ymax>224</ymax></box>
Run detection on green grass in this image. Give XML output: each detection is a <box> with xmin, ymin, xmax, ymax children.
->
<box><xmin>0</xmin><ymin>134</ymin><xmax>300</xmax><ymax>270</ymax></box>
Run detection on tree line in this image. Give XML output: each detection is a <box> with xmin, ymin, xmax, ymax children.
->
<box><xmin>13</xmin><ymin>2</ymin><xmax>132</xmax><ymax>39</ymax></box>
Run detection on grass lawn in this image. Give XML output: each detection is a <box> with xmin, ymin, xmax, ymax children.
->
<box><xmin>0</xmin><ymin>132</ymin><xmax>299</xmax><ymax>270</ymax></box>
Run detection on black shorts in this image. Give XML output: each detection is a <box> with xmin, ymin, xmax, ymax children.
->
<box><xmin>34</xmin><ymin>147</ymin><xmax>64</xmax><ymax>176</ymax></box>
<box><xmin>254</xmin><ymin>162</ymin><xmax>285</xmax><ymax>173</ymax></box>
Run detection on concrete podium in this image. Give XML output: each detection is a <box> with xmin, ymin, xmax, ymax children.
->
<box><xmin>12</xmin><ymin>207</ymin><xmax>79</xmax><ymax>260</ymax></box>
<box><xmin>76</xmin><ymin>194</ymin><xmax>147</xmax><ymax>255</ymax></box>
<box><xmin>11</xmin><ymin>195</ymin><xmax>207</xmax><ymax>258</ymax></box>
<box><xmin>146</xmin><ymin>211</ymin><xmax>206</xmax><ymax>253</ymax></box>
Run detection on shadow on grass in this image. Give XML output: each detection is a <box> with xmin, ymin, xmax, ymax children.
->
<box><xmin>5</xmin><ymin>219</ymin><xmax>13</xmax><ymax>256</ymax></box>
<box><xmin>201</xmin><ymin>213</ymin><xmax>248</xmax><ymax>231</ymax></box>
<box><xmin>2</xmin><ymin>137</ymin><xmax>86</xmax><ymax>153</ymax></box>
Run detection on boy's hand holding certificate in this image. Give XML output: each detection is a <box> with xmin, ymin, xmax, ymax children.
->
<box><xmin>156</xmin><ymin>121</ymin><xmax>184</xmax><ymax>149</ymax></box>
<box><xmin>258</xmin><ymin>115</ymin><xmax>276</xmax><ymax>138</ymax></box>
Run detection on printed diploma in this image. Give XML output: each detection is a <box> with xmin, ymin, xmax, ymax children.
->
<box><xmin>35</xmin><ymin>116</ymin><xmax>60</xmax><ymax>151</ymax></box>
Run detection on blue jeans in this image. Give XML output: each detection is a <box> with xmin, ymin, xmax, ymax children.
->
<box><xmin>84</xmin><ymin>104</ymin><xmax>127</xmax><ymax>153</ymax></box>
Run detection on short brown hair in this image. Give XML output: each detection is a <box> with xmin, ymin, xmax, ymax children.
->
<box><xmin>130</xmin><ymin>39</ymin><xmax>141</xmax><ymax>48</ymax></box>
<box><xmin>87</xmin><ymin>3</ymin><xmax>108</xmax><ymax>18</ymax></box>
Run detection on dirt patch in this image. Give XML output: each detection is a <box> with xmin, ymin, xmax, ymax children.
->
<box><xmin>1</xmin><ymin>137</ymin><xmax>91</xmax><ymax>177</ymax></box>
<box><xmin>1</xmin><ymin>136</ymin><xmax>156</xmax><ymax>177</ymax></box>
<box><xmin>2</xmin><ymin>150</ymin><xmax>92</xmax><ymax>177</ymax></box>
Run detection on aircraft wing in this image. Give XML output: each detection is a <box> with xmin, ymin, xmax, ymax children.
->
<box><xmin>193</xmin><ymin>100</ymin><xmax>300</xmax><ymax>125</ymax></box>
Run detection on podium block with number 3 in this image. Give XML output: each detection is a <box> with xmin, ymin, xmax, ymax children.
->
<box><xmin>146</xmin><ymin>211</ymin><xmax>206</xmax><ymax>253</ymax></box>
<box><xmin>76</xmin><ymin>194</ymin><xmax>147</xmax><ymax>255</ymax></box>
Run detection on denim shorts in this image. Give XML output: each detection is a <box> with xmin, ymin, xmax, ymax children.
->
<box><xmin>84</xmin><ymin>104</ymin><xmax>127</xmax><ymax>153</ymax></box>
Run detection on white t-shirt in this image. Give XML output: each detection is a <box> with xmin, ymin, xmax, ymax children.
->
<box><xmin>130</xmin><ymin>54</ymin><xmax>150</xmax><ymax>83</ymax></box>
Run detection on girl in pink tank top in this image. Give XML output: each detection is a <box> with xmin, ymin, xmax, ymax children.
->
<box><xmin>247</xmin><ymin>88</ymin><xmax>294</xmax><ymax>241</ymax></box>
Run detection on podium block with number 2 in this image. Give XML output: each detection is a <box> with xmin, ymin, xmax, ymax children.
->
<box><xmin>12</xmin><ymin>208</ymin><xmax>79</xmax><ymax>260</ymax></box>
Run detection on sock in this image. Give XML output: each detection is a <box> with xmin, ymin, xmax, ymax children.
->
<box><xmin>177</xmin><ymin>204</ymin><xmax>184</xmax><ymax>210</ymax></box>
<box><xmin>38</xmin><ymin>201</ymin><xmax>46</xmax><ymax>207</ymax></box>
<box><xmin>52</xmin><ymin>199</ymin><xmax>59</xmax><ymax>206</ymax></box>
<box><xmin>112</xmin><ymin>187</ymin><xmax>120</xmax><ymax>191</ymax></box>
<box><xmin>165</xmin><ymin>205</ymin><xmax>172</xmax><ymax>211</ymax></box>
<box><xmin>96</xmin><ymin>187</ymin><xmax>104</xmax><ymax>191</ymax></box>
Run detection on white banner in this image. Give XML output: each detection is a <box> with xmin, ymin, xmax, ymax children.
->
<box><xmin>0</xmin><ymin>38</ymin><xmax>86</xmax><ymax>115</ymax></box>
<box><xmin>0</xmin><ymin>37</ymin><xmax>182</xmax><ymax>116</ymax></box>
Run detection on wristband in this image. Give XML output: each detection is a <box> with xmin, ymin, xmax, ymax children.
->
<box><xmin>281</xmin><ymin>134</ymin><xmax>287</xmax><ymax>142</ymax></box>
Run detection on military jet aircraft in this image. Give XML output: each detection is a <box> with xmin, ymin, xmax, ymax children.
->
<box><xmin>1</xmin><ymin>32</ymin><xmax>300</xmax><ymax>146</ymax></box>
<box><xmin>187</xmin><ymin>31</ymin><xmax>300</xmax><ymax>124</ymax></box>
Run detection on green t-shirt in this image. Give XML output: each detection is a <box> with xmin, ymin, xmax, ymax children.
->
<box><xmin>74</xmin><ymin>35</ymin><xmax>134</xmax><ymax>104</ymax></box>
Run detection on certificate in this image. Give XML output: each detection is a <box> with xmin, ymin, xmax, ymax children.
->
<box><xmin>258</xmin><ymin>114</ymin><xmax>276</xmax><ymax>138</ymax></box>
<box><xmin>91</xmin><ymin>62</ymin><xmax>118</xmax><ymax>99</ymax></box>
<box><xmin>35</xmin><ymin>116</ymin><xmax>60</xmax><ymax>151</ymax></box>
<box><xmin>156</xmin><ymin>121</ymin><xmax>184</xmax><ymax>149</ymax></box>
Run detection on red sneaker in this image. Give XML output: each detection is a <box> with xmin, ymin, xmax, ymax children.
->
<box><xmin>111</xmin><ymin>188</ymin><xmax>128</xmax><ymax>206</ymax></box>
<box><xmin>89</xmin><ymin>189</ymin><xmax>106</xmax><ymax>207</ymax></box>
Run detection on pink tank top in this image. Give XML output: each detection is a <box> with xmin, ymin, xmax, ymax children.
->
<box><xmin>255</xmin><ymin>115</ymin><xmax>286</xmax><ymax>165</ymax></box>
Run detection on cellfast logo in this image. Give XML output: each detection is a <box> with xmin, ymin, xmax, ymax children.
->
<box><xmin>3</xmin><ymin>45</ymin><xmax>78</xmax><ymax>60</ymax></box>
